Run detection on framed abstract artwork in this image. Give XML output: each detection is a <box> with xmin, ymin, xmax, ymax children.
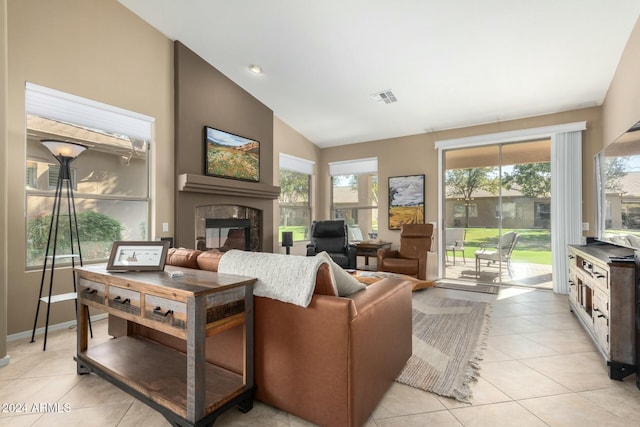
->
<box><xmin>388</xmin><ymin>174</ymin><xmax>425</xmax><ymax>230</ymax></box>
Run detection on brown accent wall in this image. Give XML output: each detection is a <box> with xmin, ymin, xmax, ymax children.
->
<box><xmin>5</xmin><ymin>0</ymin><xmax>173</xmax><ymax>335</ymax></box>
<box><xmin>173</xmin><ymin>42</ymin><xmax>276</xmax><ymax>251</ymax></box>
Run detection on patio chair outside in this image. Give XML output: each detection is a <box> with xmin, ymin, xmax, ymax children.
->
<box><xmin>474</xmin><ymin>231</ymin><xmax>519</xmax><ymax>278</ymax></box>
<box><xmin>445</xmin><ymin>228</ymin><xmax>466</xmax><ymax>265</ymax></box>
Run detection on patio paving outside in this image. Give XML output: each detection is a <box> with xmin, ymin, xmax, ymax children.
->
<box><xmin>444</xmin><ymin>258</ymin><xmax>552</xmax><ymax>290</ymax></box>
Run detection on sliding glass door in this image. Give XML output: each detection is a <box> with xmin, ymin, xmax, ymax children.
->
<box><xmin>442</xmin><ymin>140</ymin><xmax>552</xmax><ymax>288</ymax></box>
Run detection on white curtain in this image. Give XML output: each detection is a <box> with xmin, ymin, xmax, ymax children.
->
<box><xmin>551</xmin><ymin>131</ymin><xmax>583</xmax><ymax>294</ymax></box>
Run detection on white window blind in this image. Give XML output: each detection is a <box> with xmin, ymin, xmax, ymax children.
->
<box><xmin>46</xmin><ymin>165</ymin><xmax>77</xmax><ymax>190</ymax></box>
<box><xmin>551</xmin><ymin>130</ymin><xmax>583</xmax><ymax>294</ymax></box>
<box><xmin>329</xmin><ymin>157</ymin><xmax>378</xmax><ymax>176</ymax></box>
<box><xmin>25</xmin><ymin>82</ymin><xmax>154</xmax><ymax>140</ymax></box>
<box><xmin>280</xmin><ymin>153</ymin><xmax>314</xmax><ymax>175</ymax></box>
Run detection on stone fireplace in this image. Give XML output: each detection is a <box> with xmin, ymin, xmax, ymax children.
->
<box><xmin>195</xmin><ymin>205</ymin><xmax>262</xmax><ymax>252</ymax></box>
<box><xmin>175</xmin><ymin>174</ymin><xmax>280</xmax><ymax>251</ymax></box>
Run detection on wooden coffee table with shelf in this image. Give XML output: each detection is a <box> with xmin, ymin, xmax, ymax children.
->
<box><xmin>75</xmin><ymin>264</ymin><xmax>256</xmax><ymax>427</ymax></box>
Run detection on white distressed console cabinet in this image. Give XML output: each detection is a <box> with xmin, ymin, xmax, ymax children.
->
<box><xmin>568</xmin><ymin>243</ymin><xmax>636</xmax><ymax>380</ymax></box>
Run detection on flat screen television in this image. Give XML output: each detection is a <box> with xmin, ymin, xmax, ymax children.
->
<box><xmin>204</xmin><ymin>126</ymin><xmax>260</xmax><ymax>182</ymax></box>
<box><xmin>596</xmin><ymin>120</ymin><xmax>640</xmax><ymax>249</ymax></box>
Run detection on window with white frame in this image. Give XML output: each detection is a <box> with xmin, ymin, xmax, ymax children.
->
<box><xmin>25</xmin><ymin>83</ymin><xmax>154</xmax><ymax>268</ymax></box>
<box><xmin>279</xmin><ymin>153</ymin><xmax>313</xmax><ymax>242</ymax></box>
<box><xmin>329</xmin><ymin>157</ymin><xmax>378</xmax><ymax>241</ymax></box>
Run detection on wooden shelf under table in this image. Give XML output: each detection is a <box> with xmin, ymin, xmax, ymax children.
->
<box><xmin>75</xmin><ymin>265</ymin><xmax>256</xmax><ymax>425</ymax></box>
<box><xmin>77</xmin><ymin>335</ymin><xmax>245</xmax><ymax>419</ymax></box>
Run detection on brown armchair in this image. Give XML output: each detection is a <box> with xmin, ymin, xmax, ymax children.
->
<box><xmin>377</xmin><ymin>223</ymin><xmax>435</xmax><ymax>280</ymax></box>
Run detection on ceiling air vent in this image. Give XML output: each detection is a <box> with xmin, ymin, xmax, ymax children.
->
<box><xmin>370</xmin><ymin>90</ymin><xmax>398</xmax><ymax>104</ymax></box>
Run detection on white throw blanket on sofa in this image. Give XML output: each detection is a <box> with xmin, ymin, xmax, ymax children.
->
<box><xmin>217</xmin><ymin>250</ymin><xmax>329</xmax><ymax>307</ymax></box>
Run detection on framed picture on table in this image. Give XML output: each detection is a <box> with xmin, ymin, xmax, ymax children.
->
<box><xmin>106</xmin><ymin>241</ymin><xmax>170</xmax><ymax>271</ymax></box>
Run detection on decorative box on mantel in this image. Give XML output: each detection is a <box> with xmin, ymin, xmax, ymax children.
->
<box><xmin>178</xmin><ymin>173</ymin><xmax>280</xmax><ymax>199</ymax></box>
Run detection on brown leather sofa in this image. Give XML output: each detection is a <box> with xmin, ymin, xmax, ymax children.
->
<box><xmin>109</xmin><ymin>248</ymin><xmax>413</xmax><ymax>427</ymax></box>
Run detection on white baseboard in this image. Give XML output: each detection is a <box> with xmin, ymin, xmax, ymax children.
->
<box><xmin>7</xmin><ymin>313</ymin><xmax>109</xmax><ymax>343</ymax></box>
<box><xmin>0</xmin><ymin>355</ymin><xmax>10</xmax><ymax>368</ymax></box>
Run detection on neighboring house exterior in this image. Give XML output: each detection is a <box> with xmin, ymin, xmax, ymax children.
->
<box><xmin>445</xmin><ymin>187</ymin><xmax>550</xmax><ymax>229</ymax></box>
<box><xmin>444</xmin><ymin>170</ymin><xmax>640</xmax><ymax>231</ymax></box>
<box><xmin>25</xmin><ymin>116</ymin><xmax>148</xmax><ymax>267</ymax></box>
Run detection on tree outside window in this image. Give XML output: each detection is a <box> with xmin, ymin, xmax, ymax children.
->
<box><xmin>446</xmin><ymin>167</ymin><xmax>498</xmax><ymax>228</ymax></box>
<box><xmin>278</xmin><ymin>169</ymin><xmax>311</xmax><ymax>241</ymax></box>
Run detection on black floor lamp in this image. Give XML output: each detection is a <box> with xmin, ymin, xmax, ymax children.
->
<box><xmin>31</xmin><ymin>140</ymin><xmax>92</xmax><ymax>350</ymax></box>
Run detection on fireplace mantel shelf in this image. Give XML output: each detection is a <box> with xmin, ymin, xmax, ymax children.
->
<box><xmin>178</xmin><ymin>173</ymin><xmax>280</xmax><ymax>200</ymax></box>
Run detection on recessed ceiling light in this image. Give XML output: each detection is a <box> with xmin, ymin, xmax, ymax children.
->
<box><xmin>249</xmin><ymin>64</ymin><xmax>263</xmax><ymax>74</ymax></box>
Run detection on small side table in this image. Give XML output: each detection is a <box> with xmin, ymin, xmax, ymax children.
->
<box><xmin>355</xmin><ymin>241</ymin><xmax>391</xmax><ymax>271</ymax></box>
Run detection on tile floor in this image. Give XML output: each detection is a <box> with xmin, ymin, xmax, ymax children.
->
<box><xmin>446</xmin><ymin>260</ymin><xmax>553</xmax><ymax>290</ymax></box>
<box><xmin>1</xmin><ymin>286</ymin><xmax>639</xmax><ymax>426</ymax></box>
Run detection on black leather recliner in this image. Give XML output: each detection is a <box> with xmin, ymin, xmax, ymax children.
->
<box><xmin>306</xmin><ymin>220</ymin><xmax>357</xmax><ymax>269</ymax></box>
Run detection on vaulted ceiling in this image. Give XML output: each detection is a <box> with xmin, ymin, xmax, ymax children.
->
<box><xmin>119</xmin><ymin>0</ymin><xmax>640</xmax><ymax>148</ymax></box>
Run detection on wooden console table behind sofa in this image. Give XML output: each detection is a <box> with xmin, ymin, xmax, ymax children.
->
<box><xmin>75</xmin><ymin>264</ymin><xmax>256</xmax><ymax>427</ymax></box>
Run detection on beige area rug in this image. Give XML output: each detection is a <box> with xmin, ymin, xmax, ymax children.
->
<box><xmin>436</xmin><ymin>281</ymin><xmax>499</xmax><ymax>294</ymax></box>
<box><xmin>396</xmin><ymin>293</ymin><xmax>492</xmax><ymax>403</ymax></box>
